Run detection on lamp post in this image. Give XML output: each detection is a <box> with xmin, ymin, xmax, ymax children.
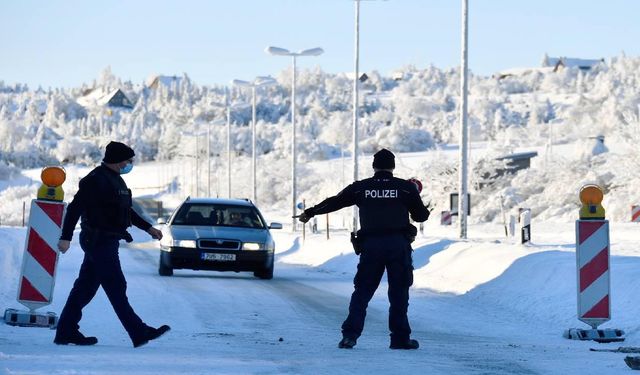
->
<box><xmin>226</xmin><ymin>87</ymin><xmax>231</xmax><ymax>199</ymax></box>
<box><xmin>459</xmin><ymin>0</ymin><xmax>470</xmax><ymax>239</ymax></box>
<box><xmin>209</xmin><ymin>95</ymin><xmax>233</xmax><ymax>198</ymax></box>
<box><xmin>180</xmin><ymin>129</ymin><xmax>206</xmax><ymax>197</ymax></box>
<box><xmin>352</xmin><ymin>0</ymin><xmax>361</xmax><ymax>232</ymax></box>
<box><xmin>232</xmin><ymin>76</ymin><xmax>277</xmax><ymax>204</ymax></box>
<box><xmin>266</xmin><ymin>45</ymin><xmax>324</xmax><ymax>232</ymax></box>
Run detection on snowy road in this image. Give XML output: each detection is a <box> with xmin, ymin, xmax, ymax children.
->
<box><xmin>119</xmin><ymin>243</ymin><xmax>538</xmax><ymax>375</ymax></box>
<box><xmin>1</xmin><ymin>224</ymin><xmax>635</xmax><ymax>374</ymax></box>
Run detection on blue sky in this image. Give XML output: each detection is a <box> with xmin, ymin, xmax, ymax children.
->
<box><xmin>1</xmin><ymin>0</ymin><xmax>638</xmax><ymax>88</ymax></box>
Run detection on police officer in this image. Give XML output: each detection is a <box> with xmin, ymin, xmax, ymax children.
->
<box><xmin>298</xmin><ymin>148</ymin><xmax>429</xmax><ymax>350</ymax></box>
<box><xmin>55</xmin><ymin>141</ymin><xmax>170</xmax><ymax>348</ymax></box>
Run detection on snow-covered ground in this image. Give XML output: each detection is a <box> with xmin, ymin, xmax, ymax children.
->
<box><xmin>1</xmin><ymin>154</ymin><xmax>640</xmax><ymax>374</ymax></box>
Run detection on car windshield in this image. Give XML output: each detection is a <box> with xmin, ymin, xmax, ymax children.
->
<box><xmin>171</xmin><ymin>203</ymin><xmax>266</xmax><ymax>229</ymax></box>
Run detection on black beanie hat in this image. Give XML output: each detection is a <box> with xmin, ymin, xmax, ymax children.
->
<box><xmin>372</xmin><ymin>148</ymin><xmax>395</xmax><ymax>169</ymax></box>
<box><xmin>103</xmin><ymin>141</ymin><xmax>135</xmax><ymax>164</ymax></box>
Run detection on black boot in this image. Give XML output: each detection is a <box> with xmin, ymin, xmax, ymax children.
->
<box><xmin>390</xmin><ymin>338</ymin><xmax>419</xmax><ymax>350</ymax></box>
<box><xmin>338</xmin><ymin>337</ymin><xmax>357</xmax><ymax>349</ymax></box>
<box><xmin>133</xmin><ymin>325</ymin><xmax>171</xmax><ymax>348</ymax></box>
<box><xmin>54</xmin><ymin>331</ymin><xmax>98</xmax><ymax>346</ymax></box>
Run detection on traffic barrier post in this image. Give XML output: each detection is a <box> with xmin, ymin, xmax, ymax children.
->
<box><xmin>4</xmin><ymin>167</ymin><xmax>67</xmax><ymax>328</ymax></box>
<box><xmin>631</xmin><ymin>205</ymin><xmax>640</xmax><ymax>222</ymax></box>
<box><xmin>564</xmin><ymin>184</ymin><xmax>624</xmax><ymax>343</ymax></box>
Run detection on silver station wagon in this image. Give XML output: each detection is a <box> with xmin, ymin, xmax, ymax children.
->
<box><xmin>158</xmin><ymin>197</ymin><xmax>282</xmax><ymax>279</ymax></box>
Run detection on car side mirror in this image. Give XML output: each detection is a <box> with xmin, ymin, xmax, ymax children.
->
<box><xmin>157</xmin><ymin>217</ymin><xmax>167</xmax><ymax>225</ymax></box>
<box><xmin>269</xmin><ymin>222</ymin><xmax>283</xmax><ymax>230</ymax></box>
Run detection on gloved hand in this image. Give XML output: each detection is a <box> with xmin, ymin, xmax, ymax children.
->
<box><xmin>408</xmin><ymin>178</ymin><xmax>423</xmax><ymax>193</ymax></box>
<box><xmin>123</xmin><ymin>231</ymin><xmax>134</xmax><ymax>243</ymax></box>
<box><xmin>297</xmin><ymin>211</ymin><xmax>312</xmax><ymax>223</ymax></box>
<box><xmin>147</xmin><ymin>227</ymin><xmax>163</xmax><ymax>240</ymax></box>
<box><xmin>58</xmin><ymin>240</ymin><xmax>71</xmax><ymax>254</ymax></box>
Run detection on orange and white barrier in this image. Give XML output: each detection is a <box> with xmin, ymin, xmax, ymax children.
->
<box><xmin>576</xmin><ymin>220</ymin><xmax>610</xmax><ymax>326</ymax></box>
<box><xmin>632</xmin><ymin>205</ymin><xmax>640</xmax><ymax>222</ymax></box>
<box><xmin>564</xmin><ymin>185</ymin><xmax>624</xmax><ymax>343</ymax></box>
<box><xmin>17</xmin><ymin>200</ymin><xmax>66</xmax><ymax>311</ymax></box>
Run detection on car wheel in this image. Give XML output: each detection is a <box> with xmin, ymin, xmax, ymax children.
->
<box><xmin>254</xmin><ymin>259</ymin><xmax>274</xmax><ymax>280</ymax></box>
<box><xmin>159</xmin><ymin>251</ymin><xmax>173</xmax><ymax>276</ymax></box>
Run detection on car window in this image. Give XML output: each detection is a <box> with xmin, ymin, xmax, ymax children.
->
<box><xmin>220</xmin><ymin>207</ymin><xmax>264</xmax><ymax>228</ymax></box>
<box><xmin>171</xmin><ymin>204</ymin><xmax>218</xmax><ymax>226</ymax></box>
<box><xmin>172</xmin><ymin>203</ymin><xmax>265</xmax><ymax>229</ymax></box>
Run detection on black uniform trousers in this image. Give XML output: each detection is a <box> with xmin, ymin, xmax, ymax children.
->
<box><xmin>341</xmin><ymin>234</ymin><xmax>414</xmax><ymax>343</ymax></box>
<box><xmin>56</xmin><ymin>231</ymin><xmax>146</xmax><ymax>343</ymax></box>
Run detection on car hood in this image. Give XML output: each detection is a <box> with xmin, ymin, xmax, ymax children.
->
<box><xmin>166</xmin><ymin>225</ymin><xmax>271</xmax><ymax>243</ymax></box>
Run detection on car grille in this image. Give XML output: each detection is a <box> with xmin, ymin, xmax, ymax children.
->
<box><xmin>199</xmin><ymin>239</ymin><xmax>241</xmax><ymax>250</ymax></box>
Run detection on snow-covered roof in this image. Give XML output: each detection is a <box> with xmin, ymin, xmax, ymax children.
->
<box><xmin>542</xmin><ymin>55</ymin><xmax>604</xmax><ymax>70</ymax></box>
<box><xmin>341</xmin><ymin>72</ymin><xmax>369</xmax><ymax>82</ymax></box>
<box><xmin>496</xmin><ymin>151</ymin><xmax>538</xmax><ymax>161</ymax></box>
<box><xmin>494</xmin><ymin>67</ymin><xmax>554</xmax><ymax>79</ymax></box>
<box><xmin>77</xmin><ymin>88</ymin><xmax>132</xmax><ymax>108</ymax></box>
<box><xmin>147</xmin><ymin>75</ymin><xmax>183</xmax><ymax>89</ymax></box>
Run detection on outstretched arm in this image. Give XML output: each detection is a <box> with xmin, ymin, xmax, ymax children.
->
<box><xmin>298</xmin><ymin>184</ymin><xmax>356</xmax><ymax>222</ymax></box>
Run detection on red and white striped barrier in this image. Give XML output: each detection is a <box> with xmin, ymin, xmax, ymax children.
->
<box><xmin>575</xmin><ymin>220</ymin><xmax>610</xmax><ymax>327</ymax></box>
<box><xmin>632</xmin><ymin>205</ymin><xmax>640</xmax><ymax>222</ymax></box>
<box><xmin>17</xmin><ymin>200</ymin><xmax>66</xmax><ymax>311</ymax></box>
<box><xmin>440</xmin><ymin>211</ymin><xmax>452</xmax><ymax>226</ymax></box>
<box><xmin>564</xmin><ymin>185</ymin><xmax>624</xmax><ymax>342</ymax></box>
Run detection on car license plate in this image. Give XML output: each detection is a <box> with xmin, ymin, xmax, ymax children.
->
<box><xmin>202</xmin><ymin>253</ymin><xmax>236</xmax><ymax>262</ymax></box>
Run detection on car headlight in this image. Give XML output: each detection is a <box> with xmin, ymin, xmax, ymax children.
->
<box><xmin>162</xmin><ymin>239</ymin><xmax>197</xmax><ymax>249</ymax></box>
<box><xmin>242</xmin><ymin>242</ymin><xmax>264</xmax><ymax>251</ymax></box>
<box><xmin>174</xmin><ymin>240</ymin><xmax>197</xmax><ymax>248</ymax></box>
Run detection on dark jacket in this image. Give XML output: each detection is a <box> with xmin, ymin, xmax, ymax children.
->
<box><xmin>60</xmin><ymin>164</ymin><xmax>151</xmax><ymax>241</ymax></box>
<box><xmin>305</xmin><ymin>171</ymin><xmax>430</xmax><ymax>233</ymax></box>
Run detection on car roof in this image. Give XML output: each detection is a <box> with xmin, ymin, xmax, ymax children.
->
<box><xmin>181</xmin><ymin>197</ymin><xmax>255</xmax><ymax>207</ymax></box>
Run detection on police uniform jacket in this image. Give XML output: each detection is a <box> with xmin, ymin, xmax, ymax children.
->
<box><xmin>60</xmin><ymin>164</ymin><xmax>151</xmax><ymax>241</ymax></box>
<box><xmin>305</xmin><ymin>171</ymin><xmax>430</xmax><ymax>234</ymax></box>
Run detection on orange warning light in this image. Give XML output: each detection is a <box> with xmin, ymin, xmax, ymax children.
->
<box><xmin>41</xmin><ymin>166</ymin><xmax>66</xmax><ymax>187</ymax></box>
<box><xmin>579</xmin><ymin>184</ymin><xmax>605</xmax><ymax>220</ymax></box>
<box><xmin>38</xmin><ymin>166</ymin><xmax>66</xmax><ymax>201</ymax></box>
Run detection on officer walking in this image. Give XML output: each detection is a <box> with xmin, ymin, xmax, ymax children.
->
<box><xmin>55</xmin><ymin>141</ymin><xmax>170</xmax><ymax>348</ymax></box>
<box><xmin>298</xmin><ymin>148</ymin><xmax>429</xmax><ymax>350</ymax></box>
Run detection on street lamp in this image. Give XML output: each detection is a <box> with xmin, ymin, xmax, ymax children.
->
<box><xmin>209</xmin><ymin>96</ymin><xmax>233</xmax><ymax>198</ymax></box>
<box><xmin>180</xmin><ymin>128</ymin><xmax>207</xmax><ymax>197</ymax></box>
<box><xmin>266</xmin><ymin>45</ymin><xmax>324</xmax><ymax>232</ymax></box>
<box><xmin>352</xmin><ymin>0</ymin><xmax>362</xmax><ymax>232</ymax></box>
<box><xmin>226</xmin><ymin>87</ymin><xmax>231</xmax><ymax>199</ymax></box>
<box><xmin>459</xmin><ymin>0</ymin><xmax>470</xmax><ymax>239</ymax></box>
<box><xmin>232</xmin><ymin>76</ymin><xmax>277</xmax><ymax>204</ymax></box>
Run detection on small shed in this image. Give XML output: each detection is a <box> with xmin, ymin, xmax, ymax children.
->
<box><xmin>495</xmin><ymin>151</ymin><xmax>539</xmax><ymax>173</ymax></box>
<box><xmin>477</xmin><ymin>151</ymin><xmax>538</xmax><ymax>189</ymax></box>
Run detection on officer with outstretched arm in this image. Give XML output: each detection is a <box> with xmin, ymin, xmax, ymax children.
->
<box><xmin>297</xmin><ymin>148</ymin><xmax>430</xmax><ymax>349</ymax></box>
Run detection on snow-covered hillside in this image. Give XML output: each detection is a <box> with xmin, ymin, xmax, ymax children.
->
<box><xmin>2</xmin><ymin>56</ymin><xmax>640</xmax><ymax>224</ymax></box>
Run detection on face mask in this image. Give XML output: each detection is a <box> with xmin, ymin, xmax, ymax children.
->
<box><xmin>119</xmin><ymin>163</ymin><xmax>133</xmax><ymax>175</ymax></box>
